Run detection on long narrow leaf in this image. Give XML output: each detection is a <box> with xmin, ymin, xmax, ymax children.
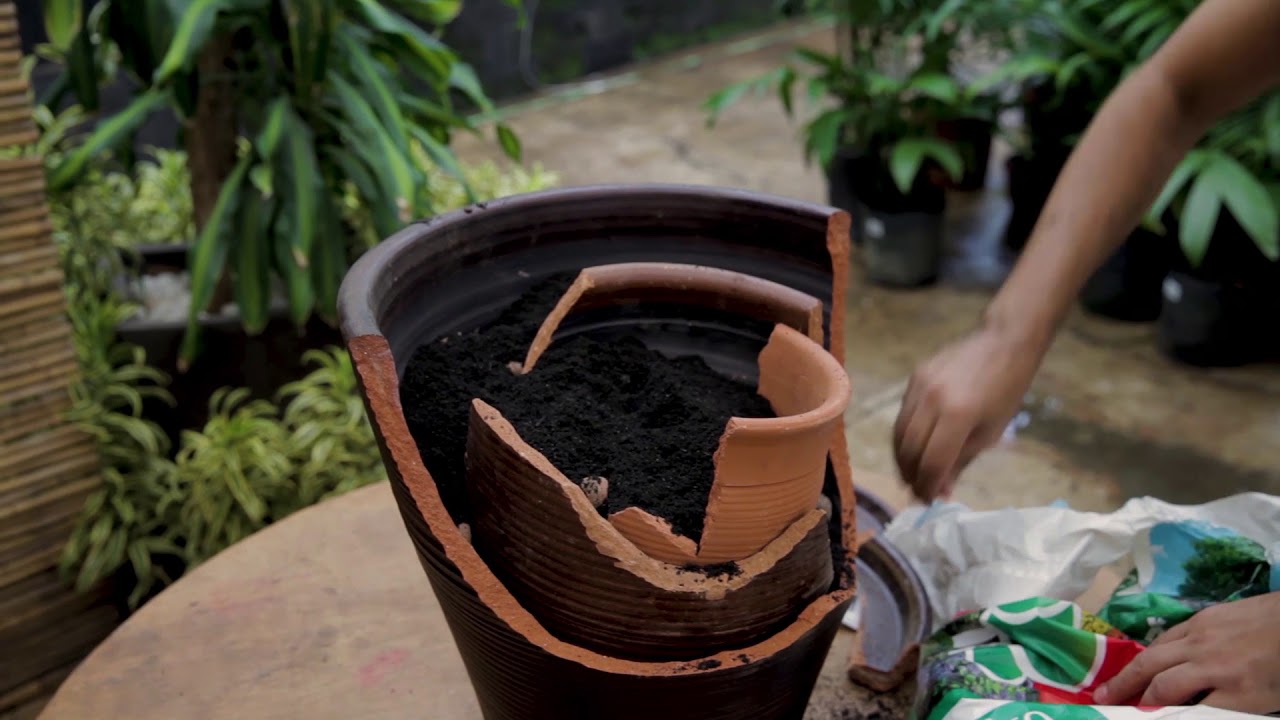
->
<box><xmin>282</xmin><ymin>0</ymin><xmax>333</xmax><ymax>105</ymax></box>
<box><xmin>180</xmin><ymin>154</ymin><xmax>254</xmax><ymax>367</ymax></box>
<box><xmin>329</xmin><ymin>76</ymin><xmax>418</xmax><ymax>222</ymax></box>
<box><xmin>49</xmin><ymin>90</ymin><xmax>169</xmax><ymax>191</ymax></box>
<box><xmin>1204</xmin><ymin>155</ymin><xmax>1280</xmax><ymax>261</ymax></box>
<box><xmin>352</xmin><ymin>0</ymin><xmax>454</xmax><ymax>82</ymax></box>
<box><xmin>232</xmin><ymin>188</ymin><xmax>273</xmax><ymax>334</ymax></box>
<box><xmin>1145</xmin><ymin>149</ymin><xmax>1207</xmax><ymax>228</ymax></box>
<box><xmin>279</xmin><ymin>107</ymin><xmax>322</xmax><ymax>265</ymax></box>
<box><xmin>43</xmin><ymin>0</ymin><xmax>83</xmax><ymax>52</ymax></box>
<box><xmin>153</xmin><ymin>0</ymin><xmax>245</xmax><ymax>84</ymax></box>
<box><xmin>410</xmin><ymin>126</ymin><xmax>474</xmax><ymax>207</ymax></box>
<box><xmin>1179</xmin><ymin>172</ymin><xmax>1221</xmax><ymax>267</ymax></box>
<box><xmin>338</xmin><ymin>30</ymin><xmax>408</xmax><ymax>151</ymax></box>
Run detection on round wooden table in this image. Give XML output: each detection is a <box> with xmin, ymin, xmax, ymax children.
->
<box><xmin>38</xmin><ymin>482</ymin><xmax>912</xmax><ymax>719</ymax></box>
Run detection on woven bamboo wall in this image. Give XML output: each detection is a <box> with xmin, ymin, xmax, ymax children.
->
<box><xmin>0</xmin><ymin>0</ymin><xmax>117</xmax><ymax>714</ymax></box>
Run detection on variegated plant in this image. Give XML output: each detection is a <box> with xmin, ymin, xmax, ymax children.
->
<box><xmin>40</xmin><ymin>0</ymin><xmax>521</xmax><ymax>366</ymax></box>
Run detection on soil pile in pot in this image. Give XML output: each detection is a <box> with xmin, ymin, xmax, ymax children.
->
<box><xmin>401</xmin><ymin>275</ymin><xmax>777</xmax><ymax>541</ymax></box>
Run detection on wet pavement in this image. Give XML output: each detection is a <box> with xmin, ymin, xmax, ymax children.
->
<box><xmin>454</xmin><ymin>19</ymin><xmax>1280</xmax><ymax>515</ymax></box>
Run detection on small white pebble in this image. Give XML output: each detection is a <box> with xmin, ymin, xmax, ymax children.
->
<box><xmin>817</xmin><ymin>495</ymin><xmax>833</xmax><ymax>516</ymax></box>
<box><xmin>506</xmin><ymin>360</ymin><xmax>524</xmax><ymax>376</ymax></box>
<box><xmin>457</xmin><ymin>523</ymin><xmax>471</xmax><ymax>542</ymax></box>
<box><xmin>580</xmin><ymin>476</ymin><xmax>608</xmax><ymax>508</ymax></box>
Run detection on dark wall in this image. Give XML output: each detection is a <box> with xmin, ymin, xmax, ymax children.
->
<box><xmin>442</xmin><ymin>0</ymin><xmax>785</xmax><ymax>100</ymax></box>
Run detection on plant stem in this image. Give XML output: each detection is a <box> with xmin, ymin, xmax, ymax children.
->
<box><xmin>186</xmin><ymin>33</ymin><xmax>239</xmax><ymax>310</ymax></box>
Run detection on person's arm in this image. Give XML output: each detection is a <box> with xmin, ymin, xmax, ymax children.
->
<box><xmin>895</xmin><ymin>0</ymin><xmax>1280</xmax><ymax>501</ymax></box>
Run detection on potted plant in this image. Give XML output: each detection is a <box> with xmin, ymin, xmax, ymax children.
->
<box><xmin>706</xmin><ymin>45</ymin><xmax>963</xmax><ymax>285</ymax></box>
<box><xmin>36</xmin><ymin>0</ymin><xmax>521</xmax><ymax>433</ymax></box>
<box><xmin>1144</xmin><ymin>105</ymin><xmax>1280</xmax><ymax>366</ymax></box>
<box><xmin>338</xmin><ymin>184</ymin><xmax>861</xmax><ymax>718</ymax></box>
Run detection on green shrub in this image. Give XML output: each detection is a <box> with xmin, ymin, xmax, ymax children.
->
<box><xmin>57</xmin><ymin>152</ymin><xmax>559</xmax><ymax>607</ymax></box>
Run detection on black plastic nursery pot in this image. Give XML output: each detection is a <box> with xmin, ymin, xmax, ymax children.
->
<box><xmin>1080</xmin><ymin>227</ymin><xmax>1173</xmax><ymax>323</ymax></box>
<box><xmin>935</xmin><ymin>117</ymin><xmax>994</xmax><ymax>192</ymax></box>
<box><xmin>115</xmin><ymin>244</ymin><xmax>342</xmax><ymax>447</ymax></box>
<box><xmin>1157</xmin><ymin>216</ymin><xmax>1280</xmax><ymax>367</ymax></box>
<box><xmin>825</xmin><ymin>147</ymin><xmax>945</xmax><ymax>287</ymax></box>
<box><xmin>1002</xmin><ymin>149</ymin><xmax>1069</xmax><ymax>254</ymax></box>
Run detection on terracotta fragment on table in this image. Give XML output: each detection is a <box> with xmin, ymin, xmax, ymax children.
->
<box><xmin>465</xmin><ymin>399</ymin><xmax>833</xmax><ymax>660</ymax></box>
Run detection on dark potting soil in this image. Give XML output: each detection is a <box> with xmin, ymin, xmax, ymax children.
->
<box><xmin>695</xmin><ymin>659</ymin><xmax>722</xmax><ymax>670</ymax></box>
<box><xmin>684</xmin><ymin>561</ymin><xmax>742</xmax><ymax>578</ymax></box>
<box><xmin>401</xmin><ymin>274</ymin><xmax>777</xmax><ymax>542</ymax></box>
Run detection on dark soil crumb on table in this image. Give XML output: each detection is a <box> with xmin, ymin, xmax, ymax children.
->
<box><xmin>401</xmin><ymin>274</ymin><xmax>776</xmax><ymax>542</ymax></box>
<box><xmin>695</xmin><ymin>659</ymin><xmax>722</xmax><ymax>670</ymax></box>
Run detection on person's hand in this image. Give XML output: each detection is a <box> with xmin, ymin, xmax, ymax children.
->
<box><xmin>893</xmin><ymin>322</ymin><xmax>1042</xmax><ymax>501</ymax></box>
<box><xmin>1094</xmin><ymin>592</ymin><xmax>1280</xmax><ymax>712</ymax></box>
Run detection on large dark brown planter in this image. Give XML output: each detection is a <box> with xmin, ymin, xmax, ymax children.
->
<box><xmin>339</xmin><ymin>185</ymin><xmax>857</xmax><ymax>720</ymax></box>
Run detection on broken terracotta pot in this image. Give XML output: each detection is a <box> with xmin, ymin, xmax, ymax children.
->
<box><xmin>518</xmin><ymin>262</ymin><xmax>849</xmax><ymax>564</ymax></box>
<box><xmin>466</xmin><ymin>399</ymin><xmax>833</xmax><ymax>660</ymax></box>
<box><xmin>339</xmin><ymin>185</ymin><xmax>857</xmax><ymax>719</ymax></box>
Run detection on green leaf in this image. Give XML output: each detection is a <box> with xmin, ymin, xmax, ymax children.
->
<box><xmin>495</xmin><ymin>123</ymin><xmax>521</xmax><ymax>163</ymax></box>
<box><xmin>409</xmin><ymin>126</ymin><xmax>474</xmax><ymax>209</ymax></box>
<box><xmin>1146</xmin><ymin>149</ymin><xmax>1208</xmax><ymax>228</ymax></box>
<box><xmin>1054</xmin><ymin>53</ymin><xmax>1092</xmax><ymax>94</ymax></box>
<box><xmin>704</xmin><ymin>80</ymin><xmax>753</xmax><ymax>126</ymax></box>
<box><xmin>329</xmin><ymin>75</ymin><xmax>417</xmax><ymax>223</ymax></box>
<box><xmin>353</xmin><ymin>0</ymin><xmax>454</xmax><ymax>83</ymax></box>
<box><xmin>969</xmin><ymin>54</ymin><xmax>1057</xmax><ymax>95</ymax></box>
<box><xmin>1179</xmin><ymin>172</ymin><xmax>1221</xmax><ymax>267</ymax></box>
<box><xmin>327</xmin><ymin>146</ymin><xmax>399</xmax><ymax>236</ymax></box>
<box><xmin>889</xmin><ymin>138</ymin><xmax>962</xmax><ymax>194</ymax></box>
<box><xmin>232</xmin><ymin>188</ymin><xmax>272</xmax><ymax>334</ymax></box>
<box><xmin>398</xmin><ymin>0</ymin><xmax>463</xmax><ymax>25</ymax></box>
<box><xmin>282</xmin><ymin>0</ymin><xmax>333</xmax><ymax>105</ymax></box>
<box><xmin>44</xmin><ymin>0</ymin><xmax>83</xmax><ymax>52</ymax></box>
<box><xmin>804</xmin><ymin>108</ymin><xmax>846</xmax><ymax>168</ymax></box>
<box><xmin>1202</xmin><ymin>154</ymin><xmax>1280</xmax><ymax>261</ymax></box>
<box><xmin>793</xmin><ymin>47</ymin><xmax>840</xmax><ymax>72</ymax></box>
<box><xmin>309</xmin><ymin>198</ymin><xmax>344</xmax><ymax>321</ymax></box>
<box><xmin>153</xmin><ymin>0</ymin><xmax>240</xmax><ymax>84</ymax></box>
<box><xmin>255</xmin><ymin>98</ymin><xmax>288</xmax><ymax>159</ymax></box>
<box><xmin>1100</xmin><ymin>0</ymin><xmax>1155</xmax><ymax>32</ymax></box>
<box><xmin>48</xmin><ymin>90</ymin><xmax>169</xmax><ymax>191</ymax></box>
<box><xmin>1262</xmin><ymin>96</ymin><xmax>1280</xmax><ymax>163</ymax></box>
<box><xmin>181</xmin><ymin>155</ymin><xmax>253</xmax><ymax>367</ymax></box>
<box><xmin>924</xmin><ymin>0</ymin><xmax>966</xmax><ymax>39</ymax></box>
<box><xmin>908</xmin><ymin>73</ymin><xmax>959</xmax><ymax>104</ymax></box>
<box><xmin>65</xmin><ymin>28</ymin><xmax>101</xmax><ymax>112</ymax></box>
<box><xmin>338</xmin><ymin>29</ymin><xmax>407</xmax><ymax>151</ymax></box>
<box><xmin>777</xmin><ymin>66</ymin><xmax>796</xmax><ymax>117</ymax></box>
<box><xmin>278</xmin><ymin>107</ymin><xmax>322</xmax><ymax>267</ymax></box>
<box><xmin>448</xmin><ymin>62</ymin><xmax>495</xmax><ymax>114</ymax></box>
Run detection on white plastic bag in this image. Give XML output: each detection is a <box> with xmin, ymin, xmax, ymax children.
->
<box><xmin>883</xmin><ymin>492</ymin><xmax>1280</xmax><ymax>630</ymax></box>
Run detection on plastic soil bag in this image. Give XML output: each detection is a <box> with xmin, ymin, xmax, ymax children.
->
<box><xmin>894</xmin><ymin>494</ymin><xmax>1280</xmax><ymax>719</ymax></box>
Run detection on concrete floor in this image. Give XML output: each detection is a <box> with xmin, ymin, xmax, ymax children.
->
<box><xmin>455</xmin><ymin>19</ymin><xmax>1280</xmax><ymax>516</ymax></box>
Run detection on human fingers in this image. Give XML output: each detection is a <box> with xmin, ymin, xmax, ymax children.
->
<box><xmin>1139</xmin><ymin>663</ymin><xmax>1212</xmax><ymax>707</ymax></box>
<box><xmin>895</xmin><ymin>402</ymin><xmax>939</xmax><ymax>501</ymax></box>
<box><xmin>1095</xmin><ymin>641</ymin><xmax>1191</xmax><ymax>705</ymax></box>
<box><xmin>1147</xmin><ymin>618</ymin><xmax>1193</xmax><ymax>648</ymax></box>
<box><xmin>914</xmin><ymin>415</ymin><xmax>973</xmax><ymax>503</ymax></box>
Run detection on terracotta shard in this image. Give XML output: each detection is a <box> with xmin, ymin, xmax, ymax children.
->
<box><xmin>521</xmin><ymin>262</ymin><xmax>825</xmax><ymax>373</ymax></box>
<box><xmin>699</xmin><ymin>324</ymin><xmax>851</xmax><ymax>562</ymax></box>
<box><xmin>607</xmin><ymin>507</ymin><xmax>698</xmax><ymax>565</ymax></box>
<box><xmin>465</xmin><ymin>399</ymin><xmax>833</xmax><ymax>661</ymax></box>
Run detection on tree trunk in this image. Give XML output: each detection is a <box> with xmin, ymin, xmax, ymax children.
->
<box><xmin>185</xmin><ymin>33</ymin><xmax>239</xmax><ymax>309</ymax></box>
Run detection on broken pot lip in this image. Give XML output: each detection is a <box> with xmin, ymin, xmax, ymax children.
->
<box><xmin>337</xmin><ymin>184</ymin><xmax>856</xmax><ymax>676</ymax></box>
<box><xmin>725</xmin><ymin>324</ymin><xmax>850</xmax><ymax>434</ymax></box>
<box><xmin>520</xmin><ymin>261</ymin><xmax>827</xmax><ymax>374</ymax></box>
<box><xmin>469</xmin><ymin>398</ymin><xmax>831</xmax><ymax>595</ymax></box>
